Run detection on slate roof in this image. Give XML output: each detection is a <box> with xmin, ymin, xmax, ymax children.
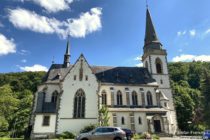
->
<box><xmin>42</xmin><ymin>64</ymin><xmax>72</xmax><ymax>83</ymax></box>
<box><xmin>42</xmin><ymin>64</ymin><xmax>156</xmax><ymax>85</ymax></box>
<box><xmin>144</xmin><ymin>8</ymin><xmax>160</xmax><ymax>46</ymax></box>
<box><xmin>95</xmin><ymin>67</ymin><xmax>156</xmax><ymax>84</ymax></box>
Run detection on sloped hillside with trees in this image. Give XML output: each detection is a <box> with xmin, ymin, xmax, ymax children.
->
<box><xmin>0</xmin><ymin>72</ymin><xmax>45</xmax><ymax>137</ymax></box>
<box><xmin>0</xmin><ymin>62</ymin><xmax>210</xmax><ymax>137</ymax></box>
<box><xmin>169</xmin><ymin>62</ymin><xmax>210</xmax><ymax>131</ymax></box>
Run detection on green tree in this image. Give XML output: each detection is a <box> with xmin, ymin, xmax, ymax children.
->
<box><xmin>0</xmin><ymin>116</ymin><xmax>9</xmax><ymax>137</ymax></box>
<box><xmin>187</xmin><ymin>62</ymin><xmax>202</xmax><ymax>89</ymax></box>
<box><xmin>0</xmin><ymin>85</ymin><xmax>19</xmax><ymax>137</ymax></box>
<box><xmin>201</xmin><ymin>68</ymin><xmax>210</xmax><ymax>128</ymax></box>
<box><xmin>12</xmin><ymin>90</ymin><xmax>33</xmax><ymax>137</ymax></box>
<box><xmin>168</xmin><ymin>62</ymin><xmax>189</xmax><ymax>82</ymax></box>
<box><xmin>173</xmin><ymin>84</ymin><xmax>195</xmax><ymax>131</ymax></box>
<box><xmin>99</xmin><ymin>105</ymin><xmax>110</xmax><ymax>126</ymax></box>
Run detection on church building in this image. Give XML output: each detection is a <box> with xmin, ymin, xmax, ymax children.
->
<box><xmin>30</xmin><ymin>8</ymin><xmax>177</xmax><ymax>138</ymax></box>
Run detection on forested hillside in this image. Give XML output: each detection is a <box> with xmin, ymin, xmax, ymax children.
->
<box><xmin>0</xmin><ymin>62</ymin><xmax>210</xmax><ymax>137</ymax></box>
<box><xmin>169</xmin><ymin>62</ymin><xmax>210</xmax><ymax>131</ymax></box>
<box><xmin>0</xmin><ymin>72</ymin><xmax>45</xmax><ymax>137</ymax></box>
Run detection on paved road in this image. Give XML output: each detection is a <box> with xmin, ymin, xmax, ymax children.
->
<box><xmin>160</xmin><ymin>136</ymin><xmax>202</xmax><ymax>140</ymax></box>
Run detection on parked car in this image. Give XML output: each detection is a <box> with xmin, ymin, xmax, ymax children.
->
<box><xmin>121</xmin><ymin>128</ymin><xmax>134</xmax><ymax>140</ymax></box>
<box><xmin>76</xmin><ymin>126</ymin><xmax>127</xmax><ymax>140</ymax></box>
<box><xmin>203</xmin><ymin>130</ymin><xmax>210</xmax><ymax>140</ymax></box>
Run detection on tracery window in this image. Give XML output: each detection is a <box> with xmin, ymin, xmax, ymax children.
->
<box><xmin>101</xmin><ymin>90</ymin><xmax>107</xmax><ymax>105</ymax></box>
<box><xmin>147</xmin><ymin>91</ymin><xmax>153</xmax><ymax>106</ymax></box>
<box><xmin>132</xmin><ymin>91</ymin><xmax>138</xmax><ymax>106</ymax></box>
<box><xmin>117</xmin><ymin>90</ymin><xmax>123</xmax><ymax>106</ymax></box>
<box><xmin>73</xmin><ymin>89</ymin><xmax>85</xmax><ymax>118</ymax></box>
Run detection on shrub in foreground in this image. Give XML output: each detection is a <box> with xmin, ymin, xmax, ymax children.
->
<box><xmin>56</xmin><ymin>131</ymin><xmax>76</xmax><ymax>139</ymax></box>
<box><xmin>80</xmin><ymin>124</ymin><xmax>97</xmax><ymax>133</ymax></box>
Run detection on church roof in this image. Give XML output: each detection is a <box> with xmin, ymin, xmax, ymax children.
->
<box><xmin>42</xmin><ymin>64</ymin><xmax>72</xmax><ymax>82</ymax></box>
<box><xmin>42</xmin><ymin>64</ymin><xmax>156</xmax><ymax>85</ymax></box>
<box><xmin>95</xmin><ymin>67</ymin><xmax>156</xmax><ymax>85</ymax></box>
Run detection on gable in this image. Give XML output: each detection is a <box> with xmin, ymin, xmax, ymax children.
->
<box><xmin>63</xmin><ymin>54</ymin><xmax>98</xmax><ymax>83</ymax></box>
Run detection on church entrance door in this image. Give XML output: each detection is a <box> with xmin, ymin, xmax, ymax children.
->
<box><xmin>154</xmin><ymin>120</ymin><xmax>161</xmax><ymax>132</ymax></box>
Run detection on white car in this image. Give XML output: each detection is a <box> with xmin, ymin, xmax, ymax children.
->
<box><xmin>76</xmin><ymin>126</ymin><xmax>127</xmax><ymax>140</ymax></box>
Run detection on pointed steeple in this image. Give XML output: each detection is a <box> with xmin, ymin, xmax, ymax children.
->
<box><xmin>63</xmin><ymin>37</ymin><xmax>70</xmax><ymax>68</ymax></box>
<box><xmin>144</xmin><ymin>7</ymin><xmax>162</xmax><ymax>51</ymax></box>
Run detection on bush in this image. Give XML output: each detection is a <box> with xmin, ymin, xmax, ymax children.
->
<box><xmin>152</xmin><ymin>134</ymin><xmax>160</xmax><ymax>140</ymax></box>
<box><xmin>133</xmin><ymin>132</ymin><xmax>159</xmax><ymax>140</ymax></box>
<box><xmin>80</xmin><ymin>124</ymin><xmax>97</xmax><ymax>133</ymax></box>
<box><xmin>133</xmin><ymin>132</ymin><xmax>150</xmax><ymax>139</ymax></box>
<box><xmin>56</xmin><ymin>131</ymin><xmax>76</xmax><ymax>139</ymax></box>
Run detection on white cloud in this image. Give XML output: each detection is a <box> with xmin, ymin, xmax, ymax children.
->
<box><xmin>177</xmin><ymin>29</ymin><xmax>197</xmax><ymax>37</ymax></box>
<box><xmin>20</xmin><ymin>64</ymin><xmax>48</xmax><ymax>72</ymax></box>
<box><xmin>67</xmin><ymin>7</ymin><xmax>102</xmax><ymax>37</ymax></box>
<box><xmin>189</xmin><ymin>29</ymin><xmax>196</xmax><ymax>37</ymax></box>
<box><xmin>0</xmin><ymin>33</ymin><xmax>16</xmax><ymax>56</ymax></box>
<box><xmin>19</xmin><ymin>49</ymin><xmax>30</xmax><ymax>55</ymax></box>
<box><xmin>8</xmin><ymin>7</ymin><xmax>102</xmax><ymax>38</ymax></box>
<box><xmin>135</xmin><ymin>62</ymin><xmax>143</xmax><ymax>67</ymax></box>
<box><xmin>134</xmin><ymin>55</ymin><xmax>143</xmax><ymax>67</ymax></box>
<box><xmin>32</xmin><ymin>0</ymin><xmax>73</xmax><ymax>13</ymax></box>
<box><xmin>205</xmin><ymin>29</ymin><xmax>210</xmax><ymax>34</ymax></box>
<box><xmin>177</xmin><ymin>31</ymin><xmax>186</xmax><ymax>36</ymax></box>
<box><xmin>8</xmin><ymin>8</ymin><xmax>55</xmax><ymax>34</ymax></box>
<box><xmin>21</xmin><ymin>59</ymin><xmax>27</xmax><ymax>63</ymax></box>
<box><xmin>172</xmin><ymin>54</ymin><xmax>210</xmax><ymax>62</ymax></box>
<box><xmin>134</xmin><ymin>56</ymin><xmax>142</xmax><ymax>61</ymax></box>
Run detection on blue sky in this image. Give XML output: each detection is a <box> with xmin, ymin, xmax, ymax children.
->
<box><xmin>1</xmin><ymin>0</ymin><xmax>210</xmax><ymax>73</ymax></box>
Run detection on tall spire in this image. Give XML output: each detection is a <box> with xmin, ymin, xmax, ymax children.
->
<box><xmin>144</xmin><ymin>7</ymin><xmax>161</xmax><ymax>48</ymax></box>
<box><xmin>63</xmin><ymin>36</ymin><xmax>70</xmax><ymax>67</ymax></box>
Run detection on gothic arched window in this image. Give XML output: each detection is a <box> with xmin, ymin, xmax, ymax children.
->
<box><xmin>51</xmin><ymin>91</ymin><xmax>58</xmax><ymax>103</ymax></box>
<box><xmin>73</xmin><ymin>89</ymin><xmax>85</xmax><ymax>118</ymax></box>
<box><xmin>147</xmin><ymin>91</ymin><xmax>153</xmax><ymax>106</ymax></box>
<box><xmin>117</xmin><ymin>90</ymin><xmax>123</xmax><ymax>106</ymax></box>
<box><xmin>132</xmin><ymin>91</ymin><xmax>138</xmax><ymax>106</ymax></box>
<box><xmin>155</xmin><ymin>58</ymin><xmax>163</xmax><ymax>74</ymax></box>
<box><xmin>101</xmin><ymin>90</ymin><xmax>107</xmax><ymax>105</ymax></box>
<box><xmin>121</xmin><ymin>117</ymin><xmax>125</xmax><ymax>125</ymax></box>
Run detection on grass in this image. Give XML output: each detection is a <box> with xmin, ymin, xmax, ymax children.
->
<box><xmin>0</xmin><ymin>138</ymin><xmax>23</xmax><ymax>140</ymax></box>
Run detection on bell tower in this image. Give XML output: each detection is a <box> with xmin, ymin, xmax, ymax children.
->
<box><xmin>141</xmin><ymin>7</ymin><xmax>177</xmax><ymax>134</ymax></box>
<box><xmin>142</xmin><ymin>8</ymin><xmax>169</xmax><ymax>89</ymax></box>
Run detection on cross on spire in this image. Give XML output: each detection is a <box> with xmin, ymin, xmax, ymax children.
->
<box><xmin>146</xmin><ymin>0</ymin><xmax>148</xmax><ymax>8</ymax></box>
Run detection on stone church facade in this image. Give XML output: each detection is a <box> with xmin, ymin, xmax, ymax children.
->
<box><xmin>30</xmin><ymin>8</ymin><xmax>177</xmax><ymax>138</ymax></box>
